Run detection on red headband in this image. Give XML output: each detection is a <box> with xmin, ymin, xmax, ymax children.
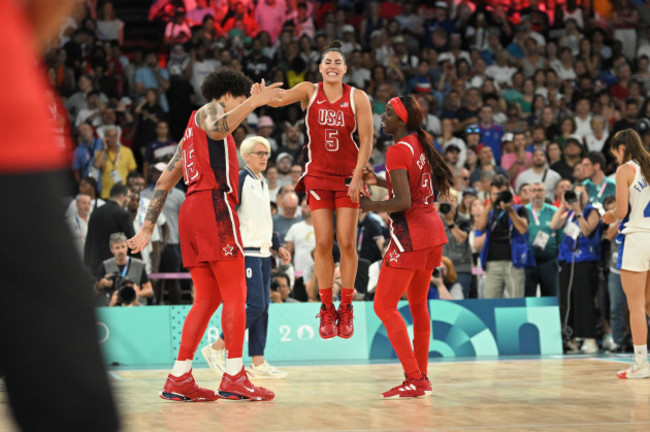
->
<box><xmin>388</xmin><ymin>97</ymin><xmax>408</xmax><ymax>124</ymax></box>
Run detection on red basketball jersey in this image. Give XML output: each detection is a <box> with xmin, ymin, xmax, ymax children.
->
<box><xmin>299</xmin><ymin>82</ymin><xmax>359</xmax><ymax>192</ymax></box>
<box><xmin>181</xmin><ymin>111</ymin><xmax>239</xmax><ymax>203</ymax></box>
<box><xmin>385</xmin><ymin>134</ymin><xmax>447</xmax><ymax>252</ymax></box>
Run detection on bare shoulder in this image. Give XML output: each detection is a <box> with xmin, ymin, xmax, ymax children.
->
<box><xmin>352</xmin><ymin>87</ymin><xmax>371</xmax><ymax>106</ymax></box>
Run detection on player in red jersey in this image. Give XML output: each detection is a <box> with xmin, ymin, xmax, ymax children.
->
<box><xmin>129</xmin><ymin>69</ymin><xmax>281</xmax><ymax>402</ymax></box>
<box><xmin>361</xmin><ymin>96</ymin><xmax>453</xmax><ymax>399</ymax></box>
<box><xmin>254</xmin><ymin>41</ymin><xmax>373</xmax><ymax>339</ymax></box>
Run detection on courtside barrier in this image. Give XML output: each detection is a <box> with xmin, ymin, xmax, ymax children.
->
<box><xmin>96</xmin><ymin>297</ymin><xmax>562</xmax><ymax>367</ymax></box>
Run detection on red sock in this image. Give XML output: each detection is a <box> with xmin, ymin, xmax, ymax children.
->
<box><xmin>340</xmin><ymin>287</ymin><xmax>354</xmax><ymax>305</ymax></box>
<box><xmin>319</xmin><ymin>287</ymin><xmax>333</xmax><ymax>307</ymax></box>
<box><xmin>373</xmin><ymin>266</ymin><xmax>421</xmax><ymax>379</ymax></box>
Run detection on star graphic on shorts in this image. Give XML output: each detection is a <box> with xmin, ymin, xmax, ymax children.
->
<box><xmin>223</xmin><ymin>244</ymin><xmax>234</xmax><ymax>256</ymax></box>
<box><xmin>389</xmin><ymin>250</ymin><xmax>400</xmax><ymax>262</ymax></box>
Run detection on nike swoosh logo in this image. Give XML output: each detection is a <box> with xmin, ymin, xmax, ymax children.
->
<box><xmin>316</xmin><ymin>100</ymin><xmax>326</xmax><ymax>104</ymax></box>
<box><xmin>243</xmin><ymin>385</ymin><xmax>255</xmax><ymax>392</ymax></box>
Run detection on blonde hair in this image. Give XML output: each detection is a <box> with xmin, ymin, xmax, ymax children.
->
<box><xmin>240</xmin><ymin>136</ymin><xmax>271</xmax><ymax>158</ymax></box>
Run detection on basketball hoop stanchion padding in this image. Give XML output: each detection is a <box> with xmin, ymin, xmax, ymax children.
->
<box><xmin>95</xmin><ymin>298</ymin><xmax>562</xmax><ymax>367</ymax></box>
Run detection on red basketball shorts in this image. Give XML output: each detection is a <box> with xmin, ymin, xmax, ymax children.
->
<box><xmin>383</xmin><ymin>242</ymin><xmax>443</xmax><ymax>270</ymax></box>
<box><xmin>179</xmin><ymin>190</ymin><xmax>243</xmax><ymax>267</ymax></box>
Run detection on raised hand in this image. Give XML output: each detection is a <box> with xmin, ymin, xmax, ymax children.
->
<box><xmin>251</xmin><ymin>81</ymin><xmax>283</xmax><ymax>107</ymax></box>
<box><xmin>127</xmin><ymin>230</ymin><xmax>152</xmax><ymax>254</ymax></box>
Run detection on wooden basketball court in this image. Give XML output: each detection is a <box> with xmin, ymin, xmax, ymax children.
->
<box><xmin>2</xmin><ymin>357</ymin><xmax>650</xmax><ymax>431</ymax></box>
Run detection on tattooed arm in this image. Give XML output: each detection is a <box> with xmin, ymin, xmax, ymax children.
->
<box><xmin>127</xmin><ymin>139</ymin><xmax>184</xmax><ymax>253</ymax></box>
<box><xmin>196</xmin><ymin>81</ymin><xmax>283</xmax><ymax>141</ymax></box>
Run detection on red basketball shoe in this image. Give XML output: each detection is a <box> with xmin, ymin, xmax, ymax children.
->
<box><xmin>381</xmin><ymin>376</ymin><xmax>430</xmax><ymax>399</ymax></box>
<box><xmin>422</xmin><ymin>375</ymin><xmax>433</xmax><ymax>396</ymax></box>
<box><xmin>160</xmin><ymin>370</ymin><xmax>219</xmax><ymax>402</ymax></box>
<box><xmin>337</xmin><ymin>303</ymin><xmax>354</xmax><ymax>338</ymax></box>
<box><xmin>316</xmin><ymin>303</ymin><xmax>338</xmax><ymax>339</ymax></box>
<box><xmin>218</xmin><ymin>367</ymin><xmax>275</xmax><ymax>401</ymax></box>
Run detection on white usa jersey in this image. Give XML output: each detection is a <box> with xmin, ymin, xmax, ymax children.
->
<box><xmin>621</xmin><ymin>160</ymin><xmax>650</xmax><ymax>235</ymax></box>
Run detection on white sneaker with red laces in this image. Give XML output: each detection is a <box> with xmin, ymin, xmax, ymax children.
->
<box><xmin>617</xmin><ymin>362</ymin><xmax>650</xmax><ymax>379</ymax></box>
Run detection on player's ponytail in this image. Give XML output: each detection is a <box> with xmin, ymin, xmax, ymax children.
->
<box><xmin>399</xmin><ymin>96</ymin><xmax>453</xmax><ymax>196</ymax></box>
<box><xmin>321</xmin><ymin>40</ymin><xmax>346</xmax><ymax>64</ymax></box>
<box><xmin>610</xmin><ymin>128</ymin><xmax>650</xmax><ymax>182</ymax></box>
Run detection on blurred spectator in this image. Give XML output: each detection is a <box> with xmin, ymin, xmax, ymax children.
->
<box><xmin>95</xmin><ymin>126</ymin><xmax>137</xmax><ymax>198</ymax></box>
<box><xmin>254</xmin><ymin>0</ymin><xmax>287</xmax><ymax>42</ymax></box>
<box><xmin>546</xmin><ymin>141</ymin><xmax>563</xmax><ymax>167</ymax></box>
<box><xmin>581</xmin><ymin>151</ymin><xmax>616</xmax><ymax>207</ymax></box>
<box><xmin>469</xmin><ymin>145</ymin><xmax>508</xmax><ymax>185</ymax></box>
<box><xmin>66</xmin><ymin>74</ymin><xmax>109</xmax><ymax>122</ymax></box>
<box><xmin>275</xmin><ymin>152</ymin><xmax>294</xmax><ymax>187</ymax></box>
<box><xmin>515</xmin><ymin>149</ymin><xmax>561</xmax><ymax>201</ymax></box>
<box><xmin>143</xmin><ymin>121</ymin><xmax>176</xmax><ymax>176</ymax></box>
<box><xmin>94</xmin><ymin>232</ymin><xmax>153</xmax><ymax>307</ymax></box>
<box><xmin>72</xmin><ymin>122</ymin><xmax>103</xmax><ymax>184</ymax></box>
<box><xmin>477</xmin><ymin>175</ymin><xmax>533</xmax><ymax>299</ymax></box>
<box><xmin>66</xmin><ymin>193</ymin><xmax>92</xmax><ymax>257</ymax></box>
<box><xmin>135</xmin><ymin>50</ymin><xmax>170</xmax><ymax>112</ymax></box>
<box><xmin>266</xmin><ymin>165</ymin><xmax>280</xmax><ymax>202</ymax></box>
<box><xmin>96</xmin><ymin>1</ymin><xmax>124</xmax><ymax>45</ymax></box>
<box><xmin>256</xmin><ymin>116</ymin><xmax>278</xmax><ymax>151</ymax></box>
<box><xmin>551</xmin><ymin>137</ymin><xmax>583</xmax><ymax>182</ymax></box>
<box><xmin>270</xmin><ymin>273</ymin><xmax>299</xmax><ymax>303</ymax></box>
<box><xmin>284</xmin><ymin>198</ymin><xmax>315</xmax><ymax>301</ymax></box>
<box><xmin>186</xmin><ymin>0</ymin><xmax>214</xmax><ymax>27</ymax></box>
<box><xmin>524</xmin><ymin>182</ymin><xmax>561</xmax><ymax>297</ymax></box>
<box><xmin>164</xmin><ymin>8</ymin><xmax>192</xmax><ymax>46</ymax></box>
<box><xmin>75</xmin><ymin>90</ymin><xmax>103</xmax><ymax>127</ymax></box>
<box><xmin>552</xmin><ymin>183</ymin><xmax>601</xmax><ymax>354</ymax></box>
<box><xmin>429</xmin><ymin>256</ymin><xmax>464</xmax><ymax>300</ymax></box>
<box><xmin>85</xmin><ymin>184</ymin><xmax>135</xmax><ymax>272</ymax></box>
<box><xmin>135</xmin><ymin>88</ymin><xmax>166</xmax><ymax>154</ymax></box>
<box><xmin>478</xmin><ymin>104</ymin><xmax>505</xmax><ymax>162</ymax></box>
<box><xmin>611</xmin><ymin>98</ymin><xmax>639</xmax><ymax>135</ymax></box>
<box><xmin>612</xmin><ymin>0</ymin><xmax>639</xmax><ymax>61</ymax></box>
<box><xmin>222</xmin><ymin>1</ymin><xmax>261</xmax><ymax>39</ymax></box>
<box><xmin>243</xmin><ymin>37</ymin><xmax>273</xmax><ymax>83</ymax></box>
<box><xmin>438</xmin><ymin>118</ymin><xmax>466</xmax><ymax>168</ymax></box>
<box><xmin>440</xmin><ymin>190</ymin><xmax>473</xmax><ymax>298</ymax></box>
<box><xmin>584</xmin><ymin>116</ymin><xmax>609</xmax><ymax>152</ymax></box>
<box><xmin>502</xmin><ymin>132</ymin><xmax>531</xmax><ymax>184</ymax></box>
<box><xmin>272</xmin><ymin>191</ymin><xmax>301</xmax><ymax>241</ymax></box>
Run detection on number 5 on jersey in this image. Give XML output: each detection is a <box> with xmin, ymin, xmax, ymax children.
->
<box><xmin>183</xmin><ymin>144</ymin><xmax>200</xmax><ymax>183</ymax></box>
<box><xmin>325</xmin><ymin>129</ymin><xmax>339</xmax><ymax>152</ymax></box>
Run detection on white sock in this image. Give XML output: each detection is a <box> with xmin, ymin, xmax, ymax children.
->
<box><xmin>225</xmin><ymin>357</ymin><xmax>243</xmax><ymax>375</ymax></box>
<box><xmin>633</xmin><ymin>344</ymin><xmax>648</xmax><ymax>366</ymax></box>
<box><xmin>171</xmin><ymin>360</ymin><xmax>192</xmax><ymax>377</ymax></box>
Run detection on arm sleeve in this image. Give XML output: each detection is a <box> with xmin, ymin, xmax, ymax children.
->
<box><xmin>96</xmin><ymin>263</ymin><xmax>106</xmax><ymax>279</ymax></box>
<box><xmin>272</xmin><ymin>232</ymin><xmax>281</xmax><ymax>251</ymax></box>
<box><xmin>386</xmin><ymin>144</ymin><xmax>413</xmax><ymax>173</ymax></box>
<box><xmin>517</xmin><ymin>205</ymin><xmax>529</xmax><ymax>221</ymax></box>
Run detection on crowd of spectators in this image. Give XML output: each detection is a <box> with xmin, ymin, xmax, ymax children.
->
<box><xmin>52</xmin><ymin>0</ymin><xmax>650</xmax><ymax>353</ymax></box>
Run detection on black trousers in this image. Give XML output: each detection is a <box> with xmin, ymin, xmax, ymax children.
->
<box><xmin>559</xmin><ymin>260</ymin><xmax>598</xmax><ymax>339</ymax></box>
<box><xmin>0</xmin><ymin>171</ymin><xmax>118</xmax><ymax>431</ymax></box>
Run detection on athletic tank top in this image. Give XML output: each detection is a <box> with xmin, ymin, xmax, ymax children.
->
<box><xmin>299</xmin><ymin>82</ymin><xmax>359</xmax><ymax>191</ymax></box>
<box><xmin>620</xmin><ymin>160</ymin><xmax>650</xmax><ymax>235</ymax></box>
<box><xmin>385</xmin><ymin>134</ymin><xmax>447</xmax><ymax>252</ymax></box>
<box><xmin>181</xmin><ymin>110</ymin><xmax>239</xmax><ymax>202</ymax></box>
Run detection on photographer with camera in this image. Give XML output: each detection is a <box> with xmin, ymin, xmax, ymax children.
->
<box><xmin>524</xmin><ymin>182</ymin><xmax>561</xmax><ymax>297</ymax></box>
<box><xmin>439</xmin><ymin>190</ymin><xmax>473</xmax><ymax>298</ymax></box>
<box><xmin>476</xmin><ymin>174</ymin><xmax>535</xmax><ymax>299</ymax></box>
<box><xmin>95</xmin><ymin>232</ymin><xmax>153</xmax><ymax>307</ymax></box>
<box><xmin>429</xmin><ymin>257</ymin><xmax>464</xmax><ymax>300</ymax></box>
<box><xmin>550</xmin><ymin>183</ymin><xmax>601</xmax><ymax>354</ymax></box>
<box><xmin>270</xmin><ymin>273</ymin><xmax>299</xmax><ymax>304</ymax></box>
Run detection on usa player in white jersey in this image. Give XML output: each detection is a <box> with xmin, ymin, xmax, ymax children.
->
<box><xmin>602</xmin><ymin>129</ymin><xmax>650</xmax><ymax>379</ymax></box>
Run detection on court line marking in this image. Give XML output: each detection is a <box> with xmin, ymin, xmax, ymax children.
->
<box><xmin>296</xmin><ymin>421</ymin><xmax>650</xmax><ymax>432</ymax></box>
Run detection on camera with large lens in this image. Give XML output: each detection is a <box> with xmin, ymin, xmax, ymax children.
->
<box><xmin>439</xmin><ymin>202</ymin><xmax>452</xmax><ymax>214</ymax></box>
<box><xmin>107</xmin><ymin>271</ymin><xmax>136</xmax><ymax>305</ymax></box>
<box><xmin>493</xmin><ymin>190</ymin><xmax>513</xmax><ymax>207</ymax></box>
<box><xmin>564</xmin><ymin>190</ymin><xmax>578</xmax><ymax>204</ymax></box>
<box><xmin>432</xmin><ymin>267</ymin><xmax>442</xmax><ymax>278</ymax></box>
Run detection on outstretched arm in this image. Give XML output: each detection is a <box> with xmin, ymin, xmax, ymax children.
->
<box><xmin>197</xmin><ymin>82</ymin><xmax>283</xmax><ymax>141</ymax></box>
<box><xmin>252</xmin><ymin>80</ymin><xmax>314</xmax><ymax>109</ymax></box>
<box><xmin>128</xmin><ymin>140</ymin><xmax>185</xmax><ymax>253</ymax></box>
